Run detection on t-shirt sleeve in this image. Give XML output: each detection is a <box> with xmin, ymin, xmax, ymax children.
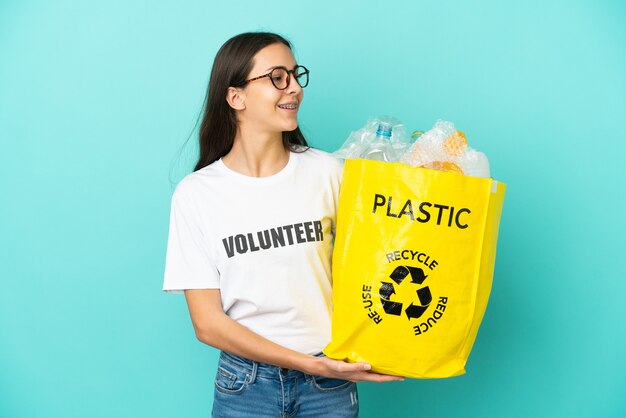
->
<box><xmin>162</xmin><ymin>186</ymin><xmax>220</xmax><ymax>294</ymax></box>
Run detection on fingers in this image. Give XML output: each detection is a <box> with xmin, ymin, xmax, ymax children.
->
<box><xmin>346</xmin><ymin>371</ymin><xmax>405</xmax><ymax>383</ymax></box>
<box><xmin>320</xmin><ymin>357</ymin><xmax>371</xmax><ymax>373</ymax></box>
<box><xmin>319</xmin><ymin>358</ymin><xmax>405</xmax><ymax>382</ymax></box>
<box><xmin>363</xmin><ymin>372</ymin><xmax>405</xmax><ymax>383</ymax></box>
<box><xmin>339</xmin><ymin>362</ymin><xmax>372</xmax><ymax>372</ymax></box>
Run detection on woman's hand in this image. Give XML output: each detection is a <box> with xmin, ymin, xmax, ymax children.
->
<box><xmin>307</xmin><ymin>356</ymin><xmax>405</xmax><ymax>383</ymax></box>
<box><xmin>184</xmin><ymin>289</ymin><xmax>405</xmax><ymax>383</ymax></box>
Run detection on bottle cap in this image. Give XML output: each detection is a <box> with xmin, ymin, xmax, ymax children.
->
<box><xmin>376</xmin><ymin>123</ymin><xmax>392</xmax><ymax>139</ymax></box>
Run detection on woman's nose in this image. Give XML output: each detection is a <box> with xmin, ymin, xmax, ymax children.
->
<box><xmin>285</xmin><ymin>74</ymin><xmax>302</xmax><ymax>94</ymax></box>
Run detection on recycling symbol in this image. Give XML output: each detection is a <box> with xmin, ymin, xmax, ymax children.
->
<box><xmin>379</xmin><ymin>265</ymin><xmax>432</xmax><ymax>320</ymax></box>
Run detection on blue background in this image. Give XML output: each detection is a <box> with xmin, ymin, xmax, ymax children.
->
<box><xmin>1</xmin><ymin>0</ymin><xmax>625</xmax><ymax>417</ymax></box>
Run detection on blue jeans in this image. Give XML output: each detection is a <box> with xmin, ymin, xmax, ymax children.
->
<box><xmin>212</xmin><ymin>351</ymin><xmax>359</xmax><ymax>418</ymax></box>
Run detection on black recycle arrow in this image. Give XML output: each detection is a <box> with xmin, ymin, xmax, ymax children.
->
<box><xmin>382</xmin><ymin>300</ymin><xmax>403</xmax><ymax>316</ymax></box>
<box><xmin>390</xmin><ymin>265</ymin><xmax>428</xmax><ymax>285</ymax></box>
<box><xmin>379</xmin><ymin>282</ymin><xmax>403</xmax><ymax>315</ymax></box>
<box><xmin>379</xmin><ymin>282</ymin><xmax>395</xmax><ymax>299</ymax></box>
<box><xmin>379</xmin><ymin>266</ymin><xmax>433</xmax><ymax>320</ymax></box>
<box><xmin>405</xmin><ymin>286</ymin><xmax>433</xmax><ymax>319</ymax></box>
<box><xmin>405</xmin><ymin>303</ymin><xmax>429</xmax><ymax>319</ymax></box>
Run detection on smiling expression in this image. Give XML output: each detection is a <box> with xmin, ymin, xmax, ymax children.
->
<box><xmin>237</xmin><ymin>43</ymin><xmax>304</xmax><ymax>135</ymax></box>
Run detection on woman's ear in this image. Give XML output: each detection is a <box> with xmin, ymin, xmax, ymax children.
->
<box><xmin>226</xmin><ymin>87</ymin><xmax>246</xmax><ymax>111</ymax></box>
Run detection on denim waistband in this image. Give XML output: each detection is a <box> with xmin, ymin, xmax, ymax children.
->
<box><xmin>219</xmin><ymin>350</ymin><xmax>324</xmax><ymax>380</ymax></box>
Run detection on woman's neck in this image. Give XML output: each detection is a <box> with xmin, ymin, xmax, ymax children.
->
<box><xmin>222</xmin><ymin>128</ymin><xmax>289</xmax><ymax>178</ymax></box>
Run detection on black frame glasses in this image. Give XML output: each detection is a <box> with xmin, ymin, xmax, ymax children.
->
<box><xmin>246</xmin><ymin>65</ymin><xmax>310</xmax><ymax>90</ymax></box>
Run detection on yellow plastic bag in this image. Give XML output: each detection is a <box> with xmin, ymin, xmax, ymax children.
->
<box><xmin>324</xmin><ymin>159</ymin><xmax>506</xmax><ymax>378</ymax></box>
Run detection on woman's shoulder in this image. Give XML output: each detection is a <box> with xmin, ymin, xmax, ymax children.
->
<box><xmin>296</xmin><ymin>147</ymin><xmax>344</xmax><ymax>174</ymax></box>
<box><xmin>172</xmin><ymin>161</ymin><xmax>225</xmax><ymax>201</ymax></box>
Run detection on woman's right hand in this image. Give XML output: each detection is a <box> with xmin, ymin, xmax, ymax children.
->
<box><xmin>309</xmin><ymin>356</ymin><xmax>405</xmax><ymax>383</ymax></box>
<box><xmin>185</xmin><ymin>289</ymin><xmax>405</xmax><ymax>383</ymax></box>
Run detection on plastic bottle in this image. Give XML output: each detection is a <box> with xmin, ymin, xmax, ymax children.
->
<box><xmin>363</xmin><ymin>122</ymin><xmax>397</xmax><ymax>162</ymax></box>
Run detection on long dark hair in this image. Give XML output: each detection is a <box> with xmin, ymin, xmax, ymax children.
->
<box><xmin>194</xmin><ymin>32</ymin><xmax>309</xmax><ymax>172</ymax></box>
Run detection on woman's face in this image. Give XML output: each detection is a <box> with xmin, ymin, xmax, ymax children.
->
<box><xmin>240</xmin><ymin>43</ymin><xmax>304</xmax><ymax>135</ymax></box>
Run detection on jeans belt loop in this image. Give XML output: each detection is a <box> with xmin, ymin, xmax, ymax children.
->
<box><xmin>248</xmin><ymin>359</ymin><xmax>258</xmax><ymax>384</ymax></box>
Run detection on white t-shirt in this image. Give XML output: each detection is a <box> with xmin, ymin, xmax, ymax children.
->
<box><xmin>163</xmin><ymin>148</ymin><xmax>343</xmax><ymax>354</ymax></box>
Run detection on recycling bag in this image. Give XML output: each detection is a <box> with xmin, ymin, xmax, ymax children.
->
<box><xmin>323</xmin><ymin>159</ymin><xmax>506</xmax><ymax>378</ymax></box>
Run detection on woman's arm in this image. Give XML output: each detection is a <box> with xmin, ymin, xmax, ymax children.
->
<box><xmin>184</xmin><ymin>289</ymin><xmax>403</xmax><ymax>383</ymax></box>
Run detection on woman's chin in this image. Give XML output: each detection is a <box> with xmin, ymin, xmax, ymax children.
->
<box><xmin>281</xmin><ymin>121</ymin><xmax>299</xmax><ymax>132</ymax></box>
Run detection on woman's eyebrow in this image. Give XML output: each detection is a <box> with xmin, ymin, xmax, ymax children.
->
<box><xmin>264</xmin><ymin>64</ymin><xmax>298</xmax><ymax>71</ymax></box>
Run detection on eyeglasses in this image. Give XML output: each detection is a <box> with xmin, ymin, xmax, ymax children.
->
<box><xmin>246</xmin><ymin>65</ymin><xmax>309</xmax><ymax>90</ymax></box>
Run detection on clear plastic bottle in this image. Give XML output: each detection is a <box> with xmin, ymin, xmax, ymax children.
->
<box><xmin>363</xmin><ymin>122</ymin><xmax>397</xmax><ymax>162</ymax></box>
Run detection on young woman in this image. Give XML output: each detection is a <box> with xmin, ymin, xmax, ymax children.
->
<box><xmin>163</xmin><ymin>32</ymin><xmax>402</xmax><ymax>418</ymax></box>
